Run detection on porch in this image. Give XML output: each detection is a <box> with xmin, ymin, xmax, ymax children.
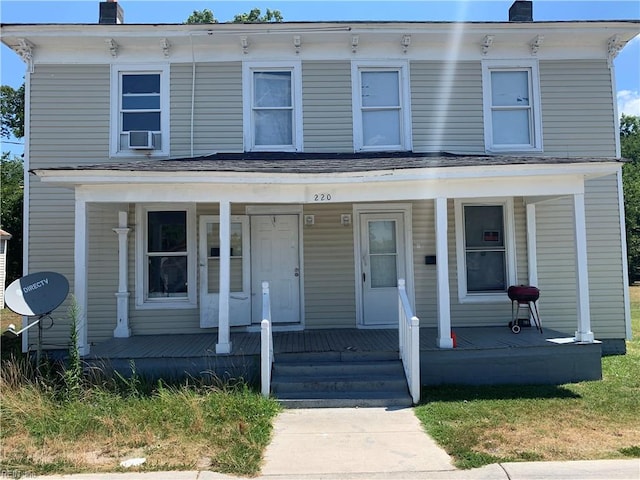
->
<box><xmin>87</xmin><ymin>326</ymin><xmax>602</xmax><ymax>388</ymax></box>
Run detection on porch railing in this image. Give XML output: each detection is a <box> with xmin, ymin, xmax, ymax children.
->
<box><xmin>398</xmin><ymin>278</ymin><xmax>420</xmax><ymax>404</ymax></box>
<box><xmin>260</xmin><ymin>281</ymin><xmax>274</xmax><ymax>397</ymax></box>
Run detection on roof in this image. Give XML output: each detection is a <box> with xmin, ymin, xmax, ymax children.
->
<box><xmin>0</xmin><ymin>229</ymin><xmax>12</xmax><ymax>240</ymax></box>
<box><xmin>33</xmin><ymin>152</ymin><xmax>625</xmax><ymax>175</ymax></box>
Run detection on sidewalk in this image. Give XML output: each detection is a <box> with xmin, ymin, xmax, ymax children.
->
<box><xmin>30</xmin><ymin>407</ymin><xmax>640</xmax><ymax>480</ymax></box>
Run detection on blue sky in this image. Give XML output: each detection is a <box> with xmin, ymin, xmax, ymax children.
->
<box><xmin>1</xmin><ymin>0</ymin><xmax>639</xmax><ymax>155</ymax></box>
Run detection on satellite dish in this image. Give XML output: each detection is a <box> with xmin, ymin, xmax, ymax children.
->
<box><xmin>5</xmin><ymin>271</ymin><xmax>69</xmax><ymax>317</ymax></box>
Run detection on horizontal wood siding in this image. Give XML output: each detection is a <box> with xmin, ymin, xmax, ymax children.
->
<box><xmin>86</xmin><ymin>204</ymin><xmax>120</xmax><ymax>343</ymax></box>
<box><xmin>302</xmin><ymin>203</ymin><xmax>356</xmax><ymax>328</ymax></box>
<box><xmin>540</xmin><ymin>60</ymin><xmax>616</xmax><ymax>157</ymax></box>
<box><xmin>411</xmin><ymin>61</ymin><xmax>484</xmax><ymax>154</ymax></box>
<box><xmin>536</xmin><ymin>197</ymin><xmax>578</xmax><ymax>333</ymax></box>
<box><xmin>584</xmin><ymin>175</ymin><xmax>626</xmax><ymax>338</ymax></box>
<box><xmin>171</xmin><ymin>63</ymin><xmax>243</xmax><ymax>158</ymax></box>
<box><xmin>27</xmin><ymin>182</ymin><xmax>75</xmax><ymax>349</ymax></box>
<box><xmin>411</xmin><ymin>200</ymin><xmax>437</xmax><ymax>325</ymax></box>
<box><xmin>302</xmin><ymin>61</ymin><xmax>353</xmax><ymax>152</ymax></box>
<box><xmin>29</xmin><ymin>65</ymin><xmax>110</xmax><ymax>167</ymax></box>
<box><xmin>536</xmin><ymin>176</ymin><xmax>626</xmax><ymax>338</ymax></box>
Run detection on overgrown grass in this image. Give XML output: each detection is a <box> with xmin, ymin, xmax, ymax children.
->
<box><xmin>0</xmin><ymin>359</ymin><xmax>281</xmax><ymax>476</ymax></box>
<box><xmin>415</xmin><ymin>285</ymin><xmax>640</xmax><ymax>469</ymax></box>
<box><xmin>0</xmin><ymin>303</ymin><xmax>281</xmax><ymax>477</ymax></box>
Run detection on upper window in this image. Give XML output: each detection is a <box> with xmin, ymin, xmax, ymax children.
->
<box><xmin>482</xmin><ymin>61</ymin><xmax>542</xmax><ymax>152</ymax></box>
<box><xmin>242</xmin><ymin>62</ymin><xmax>303</xmax><ymax>152</ymax></box>
<box><xmin>110</xmin><ymin>65</ymin><xmax>169</xmax><ymax>157</ymax></box>
<box><xmin>455</xmin><ymin>199</ymin><xmax>516</xmax><ymax>302</ymax></box>
<box><xmin>352</xmin><ymin>62</ymin><xmax>412</xmax><ymax>152</ymax></box>
<box><xmin>135</xmin><ymin>204</ymin><xmax>196</xmax><ymax>309</ymax></box>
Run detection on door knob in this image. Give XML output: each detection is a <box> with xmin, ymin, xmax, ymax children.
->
<box><xmin>294</xmin><ymin>267</ymin><xmax>300</xmax><ymax>277</ymax></box>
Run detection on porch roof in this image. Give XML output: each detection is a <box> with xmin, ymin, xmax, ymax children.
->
<box><xmin>33</xmin><ymin>151</ymin><xmax>624</xmax><ymax>175</ymax></box>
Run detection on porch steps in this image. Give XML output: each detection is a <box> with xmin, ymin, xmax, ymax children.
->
<box><xmin>271</xmin><ymin>352</ymin><xmax>413</xmax><ymax>408</ymax></box>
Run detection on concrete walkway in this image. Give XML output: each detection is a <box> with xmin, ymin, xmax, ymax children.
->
<box><xmin>261</xmin><ymin>407</ymin><xmax>454</xmax><ymax>476</ymax></box>
<box><xmin>30</xmin><ymin>407</ymin><xmax>640</xmax><ymax>480</ymax></box>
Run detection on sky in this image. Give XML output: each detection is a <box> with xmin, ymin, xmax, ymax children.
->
<box><xmin>1</xmin><ymin>0</ymin><xmax>639</xmax><ymax>156</ymax></box>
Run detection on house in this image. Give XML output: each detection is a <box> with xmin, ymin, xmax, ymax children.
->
<box><xmin>2</xmin><ymin>1</ymin><xmax>638</xmax><ymax>404</ymax></box>
<box><xmin>0</xmin><ymin>229</ymin><xmax>12</xmax><ymax>309</ymax></box>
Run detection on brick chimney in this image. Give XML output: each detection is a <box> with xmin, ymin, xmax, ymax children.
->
<box><xmin>99</xmin><ymin>0</ymin><xmax>124</xmax><ymax>24</ymax></box>
<box><xmin>509</xmin><ymin>1</ymin><xmax>533</xmax><ymax>22</ymax></box>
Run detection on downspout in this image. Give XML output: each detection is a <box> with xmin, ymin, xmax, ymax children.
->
<box><xmin>190</xmin><ymin>34</ymin><xmax>196</xmax><ymax>157</ymax></box>
<box><xmin>22</xmin><ymin>64</ymin><xmax>32</xmax><ymax>353</ymax></box>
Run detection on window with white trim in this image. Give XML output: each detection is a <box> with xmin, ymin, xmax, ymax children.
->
<box><xmin>110</xmin><ymin>65</ymin><xmax>169</xmax><ymax>156</ymax></box>
<box><xmin>455</xmin><ymin>199</ymin><xmax>516</xmax><ymax>302</ymax></box>
<box><xmin>482</xmin><ymin>61</ymin><xmax>542</xmax><ymax>152</ymax></box>
<box><xmin>242</xmin><ymin>62</ymin><xmax>303</xmax><ymax>152</ymax></box>
<box><xmin>136</xmin><ymin>205</ymin><xmax>196</xmax><ymax>308</ymax></box>
<box><xmin>352</xmin><ymin>62</ymin><xmax>412</xmax><ymax>151</ymax></box>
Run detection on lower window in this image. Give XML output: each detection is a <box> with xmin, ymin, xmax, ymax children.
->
<box><xmin>455</xmin><ymin>199</ymin><xmax>515</xmax><ymax>302</ymax></box>
<box><xmin>136</xmin><ymin>205</ymin><xmax>196</xmax><ymax>308</ymax></box>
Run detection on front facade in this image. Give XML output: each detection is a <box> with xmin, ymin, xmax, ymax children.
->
<box><xmin>2</xmin><ymin>6</ymin><xmax>638</xmax><ymax>380</ymax></box>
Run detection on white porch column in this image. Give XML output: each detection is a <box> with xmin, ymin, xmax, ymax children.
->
<box><xmin>74</xmin><ymin>196</ymin><xmax>89</xmax><ymax>355</ymax></box>
<box><xmin>526</xmin><ymin>203</ymin><xmax>538</xmax><ymax>287</ymax></box>
<box><xmin>216</xmin><ymin>200</ymin><xmax>232</xmax><ymax>354</ymax></box>
<box><xmin>435</xmin><ymin>197</ymin><xmax>453</xmax><ymax>349</ymax></box>
<box><xmin>573</xmin><ymin>193</ymin><xmax>594</xmax><ymax>343</ymax></box>
<box><xmin>113</xmin><ymin>211</ymin><xmax>131</xmax><ymax>338</ymax></box>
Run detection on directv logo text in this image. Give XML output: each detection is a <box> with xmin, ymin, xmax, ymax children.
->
<box><xmin>22</xmin><ymin>278</ymin><xmax>49</xmax><ymax>294</ymax></box>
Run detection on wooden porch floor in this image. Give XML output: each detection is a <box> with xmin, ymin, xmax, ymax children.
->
<box><xmin>89</xmin><ymin>326</ymin><xmax>577</xmax><ymax>360</ymax></box>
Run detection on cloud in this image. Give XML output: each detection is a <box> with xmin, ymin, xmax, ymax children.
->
<box><xmin>618</xmin><ymin>90</ymin><xmax>640</xmax><ymax>116</ymax></box>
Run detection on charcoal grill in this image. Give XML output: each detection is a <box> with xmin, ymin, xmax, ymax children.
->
<box><xmin>507</xmin><ymin>285</ymin><xmax>542</xmax><ymax>334</ymax></box>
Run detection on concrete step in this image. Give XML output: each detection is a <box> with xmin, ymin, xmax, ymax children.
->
<box><xmin>271</xmin><ymin>358</ymin><xmax>413</xmax><ymax>408</ymax></box>
<box><xmin>273</xmin><ymin>360</ymin><xmax>404</xmax><ymax>377</ymax></box>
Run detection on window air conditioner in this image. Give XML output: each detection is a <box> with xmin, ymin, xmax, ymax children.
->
<box><xmin>128</xmin><ymin>131</ymin><xmax>155</xmax><ymax>150</ymax></box>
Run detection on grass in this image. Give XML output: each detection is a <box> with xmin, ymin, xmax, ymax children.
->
<box><xmin>415</xmin><ymin>285</ymin><xmax>640</xmax><ymax>469</ymax></box>
<box><xmin>0</xmin><ymin>357</ymin><xmax>281</xmax><ymax>477</ymax></box>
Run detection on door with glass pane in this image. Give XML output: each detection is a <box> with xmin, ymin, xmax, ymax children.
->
<box><xmin>360</xmin><ymin>213</ymin><xmax>406</xmax><ymax>326</ymax></box>
<box><xmin>199</xmin><ymin>215</ymin><xmax>250</xmax><ymax>327</ymax></box>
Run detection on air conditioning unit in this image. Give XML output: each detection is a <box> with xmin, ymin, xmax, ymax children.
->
<box><xmin>128</xmin><ymin>131</ymin><xmax>155</xmax><ymax>150</ymax></box>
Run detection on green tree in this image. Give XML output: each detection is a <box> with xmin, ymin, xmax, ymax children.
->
<box><xmin>1</xmin><ymin>83</ymin><xmax>25</xmax><ymax>139</ymax></box>
<box><xmin>621</xmin><ymin>114</ymin><xmax>640</xmax><ymax>283</ymax></box>
<box><xmin>0</xmin><ymin>153</ymin><xmax>24</xmax><ymax>284</ymax></box>
<box><xmin>185</xmin><ymin>7</ymin><xmax>283</xmax><ymax>24</ymax></box>
<box><xmin>233</xmin><ymin>8</ymin><xmax>283</xmax><ymax>23</ymax></box>
<box><xmin>184</xmin><ymin>8</ymin><xmax>217</xmax><ymax>24</ymax></box>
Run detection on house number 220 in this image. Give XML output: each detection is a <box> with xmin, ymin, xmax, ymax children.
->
<box><xmin>313</xmin><ymin>193</ymin><xmax>332</xmax><ymax>201</ymax></box>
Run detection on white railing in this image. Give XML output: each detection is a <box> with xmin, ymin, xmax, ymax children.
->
<box><xmin>398</xmin><ymin>279</ymin><xmax>420</xmax><ymax>405</ymax></box>
<box><xmin>260</xmin><ymin>281</ymin><xmax>274</xmax><ymax>397</ymax></box>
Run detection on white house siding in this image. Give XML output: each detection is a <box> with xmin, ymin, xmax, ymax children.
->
<box><xmin>170</xmin><ymin>62</ymin><xmax>243</xmax><ymax>157</ymax></box>
<box><xmin>539</xmin><ymin>60</ymin><xmax>616</xmax><ymax>157</ymax></box>
<box><xmin>410</xmin><ymin>61</ymin><xmax>484</xmax><ymax>154</ymax></box>
<box><xmin>27</xmin><ymin>64</ymin><xmax>110</xmax><ymax>350</ymax></box>
<box><xmin>302</xmin><ymin>61</ymin><xmax>353</xmax><ymax>152</ymax></box>
<box><xmin>536</xmin><ymin>175</ymin><xmax>625</xmax><ymax>339</ymax></box>
<box><xmin>302</xmin><ymin>203</ymin><xmax>357</xmax><ymax>328</ymax></box>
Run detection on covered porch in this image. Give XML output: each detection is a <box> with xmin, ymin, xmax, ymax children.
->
<box><xmin>32</xmin><ymin>153</ymin><xmax>621</xmax><ymax>360</ymax></box>
<box><xmin>88</xmin><ymin>326</ymin><xmax>602</xmax><ymax>386</ymax></box>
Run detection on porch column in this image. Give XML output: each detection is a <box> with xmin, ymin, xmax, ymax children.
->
<box><xmin>435</xmin><ymin>197</ymin><xmax>453</xmax><ymax>349</ymax></box>
<box><xmin>526</xmin><ymin>203</ymin><xmax>538</xmax><ymax>286</ymax></box>
<box><xmin>573</xmin><ymin>193</ymin><xmax>594</xmax><ymax>343</ymax></box>
<box><xmin>74</xmin><ymin>196</ymin><xmax>89</xmax><ymax>355</ymax></box>
<box><xmin>113</xmin><ymin>211</ymin><xmax>131</xmax><ymax>338</ymax></box>
<box><xmin>216</xmin><ymin>200</ymin><xmax>232</xmax><ymax>354</ymax></box>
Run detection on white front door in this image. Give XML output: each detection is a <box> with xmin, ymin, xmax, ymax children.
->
<box><xmin>359</xmin><ymin>212</ymin><xmax>406</xmax><ymax>326</ymax></box>
<box><xmin>251</xmin><ymin>215</ymin><xmax>301</xmax><ymax>324</ymax></box>
<box><xmin>199</xmin><ymin>215</ymin><xmax>251</xmax><ymax>327</ymax></box>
